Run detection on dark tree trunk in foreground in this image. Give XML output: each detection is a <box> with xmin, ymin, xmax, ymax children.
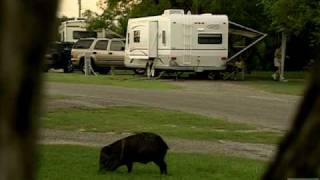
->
<box><xmin>0</xmin><ymin>1</ymin><xmax>58</xmax><ymax>180</ymax></box>
<box><xmin>264</xmin><ymin>63</ymin><xmax>320</xmax><ymax>179</ymax></box>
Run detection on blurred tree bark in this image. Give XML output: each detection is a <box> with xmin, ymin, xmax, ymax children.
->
<box><xmin>0</xmin><ymin>0</ymin><xmax>58</xmax><ymax>180</ymax></box>
<box><xmin>264</xmin><ymin>63</ymin><xmax>320</xmax><ymax>179</ymax></box>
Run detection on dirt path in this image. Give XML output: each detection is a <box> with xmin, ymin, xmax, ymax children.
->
<box><xmin>46</xmin><ymin>81</ymin><xmax>300</xmax><ymax>131</ymax></box>
<box><xmin>40</xmin><ymin>129</ymin><xmax>276</xmax><ymax>161</ymax></box>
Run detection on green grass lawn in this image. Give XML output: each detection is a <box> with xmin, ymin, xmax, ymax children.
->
<box><xmin>42</xmin><ymin>106</ymin><xmax>282</xmax><ymax>144</ymax></box>
<box><xmin>38</xmin><ymin>145</ymin><xmax>266</xmax><ymax>180</ymax></box>
<box><xmin>46</xmin><ymin>71</ymin><xmax>308</xmax><ymax>95</ymax></box>
<box><xmin>45</xmin><ymin>72</ymin><xmax>181</xmax><ymax>90</ymax></box>
<box><xmin>239</xmin><ymin>71</ymin><xmax>308</xmax><ymax>96</ymax></box>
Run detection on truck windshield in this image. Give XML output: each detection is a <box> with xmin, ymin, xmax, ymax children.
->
<box><xmin>73</xmin><ymin>39</ymin><xmax>94</xmax><ymax>49</ymax></box>
<box><xmin>73</xmin><ymin>31</ymin><xmax>97</xmax><ymax>39</ymax></box>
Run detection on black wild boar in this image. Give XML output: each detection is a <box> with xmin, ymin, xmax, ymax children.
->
<box><xmin>99</xmin><ymin>132</ymin><xmax>169</xmax><ymax>174</ymax></box>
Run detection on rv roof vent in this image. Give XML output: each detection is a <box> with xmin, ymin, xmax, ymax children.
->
<box><xmin>163</xmin><ymin>9</ymin><xmax>184</xmax><ymax>16</ymax></box>
<box><xmin>201</xmin><ymin>13</ymin><xmax>212</xmax><ymax>16</ymax></box>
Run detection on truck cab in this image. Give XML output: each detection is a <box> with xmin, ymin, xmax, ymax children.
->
<box><xmin>71</xmin><ymin>38</ymin><xmax>125</xmax><ymax>74</ymax></box>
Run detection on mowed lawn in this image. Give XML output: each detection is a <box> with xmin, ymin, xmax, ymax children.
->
<box><xmin>42</xmin><ymin>106</ymin><xmax>282</xmax><ymax>144</ymax></box>
<box><xmin>242</xmin><ymin>71</ymin><xmax>307</xmax><ymax>96</ymax></box>
<box><xmin>38</xmin><ymin>145</ymin><xmax>266</xmax><ymax>180</ymax></box>
<box><xmin>45</xmin><ymin>70</ymin><xmax>308</xmax><ymax>95</ymax></box>
<box><xmin>45</xmin><ymin>72</ymin><xmax>181</xmax><ymax>90</ymax></box>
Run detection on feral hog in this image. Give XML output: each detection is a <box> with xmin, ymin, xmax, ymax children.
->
<box><xmin>99</xmin><ymin>132</ymin><xmax>169</xmax><ymax>174</ymax></box>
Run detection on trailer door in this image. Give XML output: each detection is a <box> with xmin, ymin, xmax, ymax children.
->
<box><xmin>148</xmin><ymin>21</ymin><xmax>158</xmax><ymax>58</ymax></box>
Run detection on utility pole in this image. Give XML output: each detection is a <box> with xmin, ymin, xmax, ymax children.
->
<box><xmin>280</xmin><ymin>32</ymin><xmax>287</xmax><ymax>81</ymax></box>
<box><xmin>78</xmin><ymin>0</ymin><xmax>82</xmax><ymax>17</ymax></box>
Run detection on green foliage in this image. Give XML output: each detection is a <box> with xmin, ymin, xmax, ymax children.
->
<box><xmin>129</xmin><ymin>0</ymin><xmax>171</xmax><ymax>18</ymax></box>
<box><xmin>82</xmin><ymin>9</ymin><xmax>115</xmax><ymax>31</ymax></box>
<box><xmin>260</xmin><ymin>0</ymin><xmax>320</xmax><ymax>44</ymax></box>
<box><xmin>89</xmin><ymin>0</ymin><xmax>269</xmax><ymax>35</ymax></box>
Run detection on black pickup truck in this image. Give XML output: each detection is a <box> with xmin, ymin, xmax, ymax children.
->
<box><xmin>44</xmin><ymin>42</ymin><xmax>74</xmax><ymax>73</ymax></box>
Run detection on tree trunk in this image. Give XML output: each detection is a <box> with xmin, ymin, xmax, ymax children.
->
<box><xmin>263</xmin><ymin>62</ymin><xmax>320</xmax><ymax>179</ymax></box>
<box><xmin>0</xmin><ymin>1</ymin><xmax>58</xmax><ymax>180</ymax></box>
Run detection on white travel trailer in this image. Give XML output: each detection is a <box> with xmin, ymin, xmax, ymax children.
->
<box><xmin>59</xmin><ymin>19</ymin><xmax>105</xmax><ymax>43</ymax></box>
<box><xmin>124</xmin><ymin>9</ymin><xmax>266</xmax><ymax>78</ymax></box>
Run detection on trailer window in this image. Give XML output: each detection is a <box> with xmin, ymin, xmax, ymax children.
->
<box><xmin>73</xmin><ymin>31</ymin><xmax>97</xmax><ymax>39</ymax></box>
<box><xmin>94</xmin><ymin>40</ymin><xmax>109</xmax><ymax>50</ymax></box>
<box><xmin>134</xmin><ymin>31</ymin><xmax>140</xmax><ymax>43</ymax></box>
<box><xmin>73</xmin><ymin>39</ymin><xmax>94</xmax><ymax>49</ymax></box>
<box><xmin>162</xmin><ymin>31</ymin><xmax>166</xmax><ymax>45</ymax></box>
<box><xmin>198</xmin><ymin>34</ymin><xmax>222</xmax><ymax>44</ymax></box>
<box><xmin>110</xmin><ymin>41</ymin><xmax>125</xmax><ymax>51</ymax></box>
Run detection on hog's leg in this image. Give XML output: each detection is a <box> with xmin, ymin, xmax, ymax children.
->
<box><xmin>154</xmin><ymin>160</ymin><xmax>167</xmax><ymax>175</ymax></box>
<box><xmin>126</xmin><ymin>162</ymin><xmax>133</xmax><ymax>173</ymax></box>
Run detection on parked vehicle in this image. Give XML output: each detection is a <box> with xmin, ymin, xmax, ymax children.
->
<box><xmin>71</xmin><ymin>38</ymin><xmax>126</xmax><ymax>74</ymax></box>
<box><xmin>124</xmin><ymin>9</ymin><xmax>267</xmax><ymax>78</ymax></box>
<box><xmin>44</xmin><ymin>42</ymin><xmax>73</xmax><ymax>73</ymax></box>
<box><xmin>59</xmin><ymin>18</ymin><xmax>105</xmax><ymax>43</ymax></box>
<box><xmin>124</xmin><ymin>9</ymin><xmax>229</xmax><ymax>77</ymax></box>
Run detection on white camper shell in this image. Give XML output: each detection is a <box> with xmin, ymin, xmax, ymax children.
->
<box><xmin>59</xmin><ymin>19</ymin><xmax>106</xmax><ymax>43</ymax></box>
<box><xmin>125</xmin><ymin>9</ymin><xmax>229</xmax><ymax>75</ymax></box>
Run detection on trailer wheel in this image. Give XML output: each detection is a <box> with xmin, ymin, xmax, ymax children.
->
<box><xmin>207</xmin><ymin>71</ymin><xmax>222</xmax><ymax>80</ymax></box>
<box><xmin>63</xmin><ymin>60</ymin><xmax>73</xmax><ymax>73</ymax></box>
<box><xmin>134</xmin><ymin>69</ymin><xmax>145</xmax><ymax>75</ymax></box>
<box><xmin>207</xmin><ymin>72</ymin><xmax>214</xmax><ymax>80</ymax></box>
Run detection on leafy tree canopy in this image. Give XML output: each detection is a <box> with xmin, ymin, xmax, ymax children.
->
<box><xmin>260</xmin><ymin>0</ymin><xmax>320</xmax><ymax>44</ymax></box>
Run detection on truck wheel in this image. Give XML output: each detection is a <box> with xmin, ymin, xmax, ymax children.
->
<box><xmin>99</xmin><ymin>67</ymin><xmax>111</xmax><ymax>74</ymax></box>
<box><xmin>63</xmin><ymin>61</ymin><xmax>73</xmax><ymax>73</ymax></box>
<box><xmin>79</xmin><ymin>59</ymin><xmax>85</xmax><ymax>73</ymax></box>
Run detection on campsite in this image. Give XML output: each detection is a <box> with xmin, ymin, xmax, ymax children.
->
<box><xmin>0</xmin><ymin>0</ymin><xmax>319</xmax><ymax>180</ymax></box>
<box><xmin>39</xmin><ymin>70</ymin><xmax>306</xmax><ymax>179</ymax></box>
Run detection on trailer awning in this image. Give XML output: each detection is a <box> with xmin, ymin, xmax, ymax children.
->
<box><xmin>228</xmin><ymin>21</ymin><xmax>267</xmax><ymax>62</ymax></box>
<box><xmin>229</xmin><ymin>29</ymin><xmax>260</xmax><ymax>39</ymax></box>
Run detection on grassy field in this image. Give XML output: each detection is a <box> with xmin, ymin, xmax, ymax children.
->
<box><xmin>38</xmin><ymin>145</ymin><xmax>266</xmax><ymax>180</ymax></box>
<box><xmin>45</xmin><ymin>72</ymin><xmax>181</xmax><ymax>90</ymax></box>
<box><xmin>46</xmin><ymin>70</ymin><xmax>308</xmax><ymax>95</ymax></box>
<box><xmin>241</xmin><ymin>71</ymin><xmax>307</xmax><ymax>95</ymax></box>
<box><xmin>42</xmin><ymin>106</ymin><xmax>282</xmax><ymax>144</ymax></box>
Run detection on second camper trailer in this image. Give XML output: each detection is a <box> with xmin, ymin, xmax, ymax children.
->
<box><xmin>124</xmin><ymin>9</ymin><xmax>229</xmax><ymax>77</ymax></box>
